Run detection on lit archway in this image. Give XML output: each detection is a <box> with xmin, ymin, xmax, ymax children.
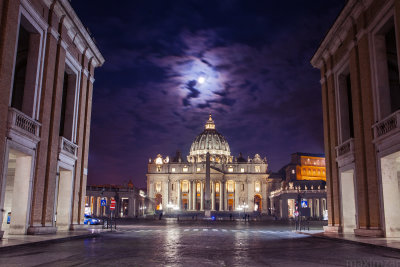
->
<box><xmin>155</xmin><ymin>194</ymin><xmax>162</xmax><ymax>210</ymax></box>
<box><xmin>254</xmin><ymin>194</ymin><xmax>262</xmax><ymax>212</ymax></box>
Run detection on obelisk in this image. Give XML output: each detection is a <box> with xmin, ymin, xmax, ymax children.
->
<box><xmin>204</xmin><ymin>152</ymin><xmax>211</xmax><ymax>217</ymax></box>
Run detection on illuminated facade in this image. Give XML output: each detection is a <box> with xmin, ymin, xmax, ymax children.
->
<box><xmin>85</xmin><ymin>183</ymin><xmax>150</xmax><ymax>218</ymax></box>
<box><xmin>269</xmin><ymin>153</ymin><xmax>327</xmax><ymax>219</ymax></box>
<box><xmin>0</xmin><ymin>0</ymin><xmax>104</xmax><ymax>237</ymax></box>
<box><xmin>311</xmin><ymin>0</ymin><xmax>400</xmax><ymax>237</ymax></box>
<box><xmin>146</xmin><ymin>115</ymin><xmax>269</xmax><ymax>214</ymax></box>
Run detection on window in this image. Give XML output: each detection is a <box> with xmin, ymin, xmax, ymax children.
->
<box><xmin>227</xmin><ymin>181</ymin><xmax>234</xmax><ymax>193</ymax></box>
<box><xmin>59</xmin><ymin>66</ymin><xmax>77</xmax><ymax>139</ymax></box>
<box><xmin>255</xmin><ymin>166</ymin><xmax>261</xmax><ymax>173</ymax></box>
<box><xmin>228</xmin><ymin>166</ymin><xmax>233</xmax><ymax>172</ymax></box>
<box><xmin>255</xmin><ymin>181</ymin><xmax>260</xmax><ymax>193</ymax></box>
<box><xmin>373</xmin><ymin>18</ymin><xmax>400</xmax><ymax>118</ymax></box>
<box><xmin>11</xmin><ymin>16</ymin><xmax>42</xmax><ymax>116</ymax></box>
<box><xmin>155</xmin><ymin>182</ymin><xmax>161</xmax><ymax>193</ymax></box>
<box><xmin>196</xmin><ymin>183</ymin><xmax>201</xmax><ymax>193</ymax></box>
<box><xmin>291</xmin><ymin>169</ymin><xmax>295</xmax><ymax>174</ymax></box>
<box><xmin>215</xmin><ymin>183</ymin><xmax>220</xmax><ymax>193</ymax></box>
<box><xmin>171</xmin><ymin>168</ymin><xmax>176</xmax><ymax>172</ymax></box>
<box><xmin>240</xmin><ymin>168</ymin><xmax>245</xmax><ymax>173</ymax></box>
<box><xmin>197</xmin><ymin>167</ymin><xmax>201</xmax><ymax>172</ymax></box>
<box><xmin>337</xmin><ymin>71</ymin><xmax>354</xmax><ymax>142</ymax></box>
<box><xmin>183</xmin><ymin>166</ymin><xmax>188</xmax><ymax>172</ymax></box>
<box><xmin>182</xmin><ymin>181</ymin><xmax>188</xmax><ymax>193</ymax></box>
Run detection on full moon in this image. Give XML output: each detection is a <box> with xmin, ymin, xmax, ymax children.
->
<box><xmin>197</xmin><ymin>76</ymin><xmax>205</xmax><ymax>84</ymax></box>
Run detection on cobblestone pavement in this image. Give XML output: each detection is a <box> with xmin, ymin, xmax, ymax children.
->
<box><xmin>1</xmin><ymin>221</ymin><xmax>400</xmax><ymax>266</ymax></box>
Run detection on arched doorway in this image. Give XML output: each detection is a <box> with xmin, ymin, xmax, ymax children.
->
<box><xmin>254</xmin><ymin>194</ymin><xmax>262</xmax><ymax>212</ymax></box>
<box><xmin>155</xmin><ymin>194</ymin><xmax>162</xmax><ymax>211</ymax></box>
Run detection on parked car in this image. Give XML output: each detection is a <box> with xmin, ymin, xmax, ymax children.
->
<box><xmin>84</xmin><ymin>214</ymin><xmax>102</xmax><ymax>225</ymax></box>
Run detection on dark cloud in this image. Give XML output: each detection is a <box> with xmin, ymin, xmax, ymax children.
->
<box><xmin>71</xmin><ymin>0</ymin><xmax>345</xmax><ymax>188</ymax></box>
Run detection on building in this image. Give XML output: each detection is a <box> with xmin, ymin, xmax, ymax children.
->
<box><xmin>146</xmin><ymin>115</ymin><xmax>269</xmax><ymax>214</ymax></box>
<box><xmin>269</xmin><ymin>153</ymin><xmax>327</xmax><ymax>219</ymax></box>
<box><xmin>85</xmin><ymin>182</ymin><xmax>151</xmax><ymax>218</ymax></box>
<box><xmin>0</xmin><ymin>0</ymin><xmax>104</xmax><ymax>237</ymax></box>
<box><xmin>311</xmin><ymin>0</ymin><xmax>400</xmax><ymax>237</ymax></box>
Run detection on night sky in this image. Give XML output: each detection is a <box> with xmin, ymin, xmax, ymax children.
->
<box><xmin>70</xmin><ymin>0</ymin><xmax>345</xmax><ymax>188</ymax></box>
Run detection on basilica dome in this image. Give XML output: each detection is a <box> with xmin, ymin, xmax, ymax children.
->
<box><xmin>187</xmin><ymin>115</ymin><xmax>232</xmax><ymax>163</ymax></box>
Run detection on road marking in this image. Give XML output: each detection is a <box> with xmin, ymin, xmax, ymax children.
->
<box><xmin>222</xmin><ymin>229</ymin><xmax>227</xmax><ymax>232</ymax></box>
<box><xmin>193</xmin><ymin>229</ymin><xmax>199</xmax><ymax>231</ymax></box>
<box><xmin>212</xmin><ymin>229</ymin><xmax>218</xmax><ymax>231</ymax></box>
<box><xmin>203</xmin><ymin>229</ymin><xmax>208</xmax><ymax>231</ymax></box>
<box><xmin>184</xmin><ymin>229</ymin><xmax>189</xmax><ymax>232</ymax></box>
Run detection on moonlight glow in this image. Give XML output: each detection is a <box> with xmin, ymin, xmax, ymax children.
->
<box><xmin>197</xmin><ymin>76</ymin><xmax>205</xmax><ymax>84</ymax></box>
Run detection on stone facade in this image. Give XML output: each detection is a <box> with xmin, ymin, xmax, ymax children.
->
<box><xmin>85</xmin><ymin>184</ymin><xmax>151</xmax><ymax>218</ymax></box>
<box><xmin>147</xmin><ymin>116</ymin><xmax>269</xmax><ymax>214</ymax></box>
<box><xmin>311</xmin><ymin>0</ymin><xmax>400</xmax><ymax>237</ymax></box>
<box><xmin>269</xmin><ymin>153</ymin><xmax>327</xmax><ymax>219</ymax></box>
<box><xmin>0</xmin><ymin>0</ymin><xmax>104</xmax><ymax>236</ymax></box>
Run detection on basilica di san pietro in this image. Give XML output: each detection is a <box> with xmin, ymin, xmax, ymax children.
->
<box><xmin>146</xmin><ymin>115</ymin><xmax>270</xmax><ymax>214</ymax></box>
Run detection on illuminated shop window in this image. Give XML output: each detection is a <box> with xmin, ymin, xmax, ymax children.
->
<box><xmin>197</xmin><ymin>183</ymin><xmax>201</xmax><ymax>193</ymax></box>
<box><xmin>215</xmin><ymin>183</ymin><xmax>220</xmax><ymax>193</ymax></box>
<box><xmin>228</xmin><ymin>166</ymin><xmax>233</xmax><ymax>172</ymax></box>
<box><xmin>255</xmin><ymin>181</ymin><xmax>260</xmax><ymax>193</ymax></box>
<box><xmin>241</xmin><ymin>168</ymin><xmax>245</xmax><ymax>173</ymax></box>
<box><xmin>255</xmin><ymin>166</ymin><xmax>261</xmax><ymax>173</ymax></box>
<box><xmin>197</xmin><ymin>167</ymin><xmax>201</xmax><ymax>172</ymax></box>
<box><xmin>292</xmin><ymin>169</ymin><xmax>295</xmax><ymax>174</ymax></box>
<box><xmin>183</xmin><ymin>166</ymin><xmax>188</xmax><ymax>172</ymax></box>
<box><xmin>171</xmin><ymin>168</ymin><xmax>176</xmax><ymax>172</ymax></box>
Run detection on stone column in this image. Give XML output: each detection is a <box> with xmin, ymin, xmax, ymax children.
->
<box><xmin>235</xmin><ymin>182</ymin><xmax>240</xmax><ymax>210</ymax></box>
<box><xmin>223</xmin><ymin>181</ymin><xmax>227</xmax><ymax>211</ymax></box>
<box><xmin>192</xmin><ymin>181</ymin><xmax>196</xmax><ymax>210</ymax></box>
<box><xmin>128</xmin><ymin>197</ymin><xmax>134</xmax><ymax>217</ymax></box>
<box><xmin>219</xmin><ymin>181</ymin><xmax>223</xmax><ymax>211</ymax></box>
<box><xmin>211</xmin><ymin>181</ymin><xmax>215</xmax><ymax>210</ymax></box>
<box><xmin>177</xmin><ymin>180</ymin><xmax>181</xmax><ymax>210</ymax></box>
<box><xmin>200</xmin><ymin>181</ymin><xmax>204</xmax><ymax>211</ymax></box>
<box><xmin>189</xmin><ymin>181</ymin><xmax>192</xmax><ymax>211</ymax></box>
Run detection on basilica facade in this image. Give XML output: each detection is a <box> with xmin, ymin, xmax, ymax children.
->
<box><xmin>147</xmin><ymin>115</ymin><xmax>269</xmax><ymax>214</ymax></box>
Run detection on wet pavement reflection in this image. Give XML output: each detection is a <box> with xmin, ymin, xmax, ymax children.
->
<box><xmin>1</xmin><ymin>221</ymin><xmax>400</xmax><ymax>266</ymax></box>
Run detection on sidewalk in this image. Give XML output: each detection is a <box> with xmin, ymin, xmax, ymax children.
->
<box><xmin>297</xmin><ymin>230</ymin><xmax>400</xmax><ymax>251</ymax></box>
<box><xmin>0</xmin><ymin>228</ymin><xmax>103</xmax><ymax>250</ymax></box>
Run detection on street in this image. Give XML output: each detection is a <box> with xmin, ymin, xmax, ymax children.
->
<box><xmin>1</xmin><ymin>221</ymin><xmax>400</xmax><ymax>266</ymax></box>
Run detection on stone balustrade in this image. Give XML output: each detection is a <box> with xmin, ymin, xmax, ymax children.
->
<box><xmin>7</xmin><ymin>107</ymin><xmax>41</xmax><ymax>139</ymax></box>
<box><xmin>373</xmin><ymin>110</ymin><xmax>400</xmax><ymax>140</ymax></box>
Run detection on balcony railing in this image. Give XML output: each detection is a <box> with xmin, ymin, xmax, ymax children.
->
<box><xmin>373</xmin><ymin>110</ymin><xmax>400</xmax><ymax>140</ymax></box>
<box><xmin>7</xmin><ymin>107</ymin><xmax>41</xmax><ymax>139</ymax></box>
<box><xmin>335</xmin><ymin>138</ymin><xmax>354</xmax><ymax>158</ymax></box>
<box><xmin>59</xmin><ymin>136</ymin><xmax>78</xmax><ymax>158</ymax></box>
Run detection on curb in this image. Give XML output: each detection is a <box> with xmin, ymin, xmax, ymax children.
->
<box><xmin>296</xmin><ymin>231</ymin><xmax>400</xmax><ymax>252</ymax></box>
<box><xmin>0</xmin><ymin>232</ymin><xmax>100</xmax><ymax>251</ymax></box>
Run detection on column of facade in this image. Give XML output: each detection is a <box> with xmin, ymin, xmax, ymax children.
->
<box><xmin>355</xmin><ymin>34</ymin><xmax>381</xmax><ymax>231</ymax></box>
<box><xmin>189</xmin><ymin>181</ymin><xmax>192</xmax><ymax>211</ymax></box>
<box><xmin>177</xmin><ymin>180</ymin><xmax>181</xmax><ymax>209</ymax></box>
<box><xmin>219</xmin><ymin>181</ymin><xmax>223</xmax><ymax>211</ymax></box>
<box><xmin>30</xmin><ymin>17</ymin><xmax>67</xmax><ymax>232</ymax></box>
<box><xmin>234</xmin><ymin>182</ymin><xmax>239</xmax><ymax>210</ymax></box>
<box><xmin>211</xmin><ymin>181</ymin><xmax>215</xmax><ymax>210</ymax></box>
<box><xmin>200</xmin><ymin>181</ymin><xmax>204</xmax><ymax>210</ymax></box>
<box><xmin>192</xmin><ymin>181</ymin><xmax>196</xmax><ymax>210</ymax></box>
<box><xmin>223</xmin><ymin>181</ymin><xmax>227</xmax><ymax>211</ymax></box>
<box><xmin>128</xmin><ymin>197</ymin><xmax>134</xmax><ymax>217</ymax></box>
<box><xmin>72</xmin><ymin>55</ymin><xmax>90</xmax><ymax>226</ymax></box>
